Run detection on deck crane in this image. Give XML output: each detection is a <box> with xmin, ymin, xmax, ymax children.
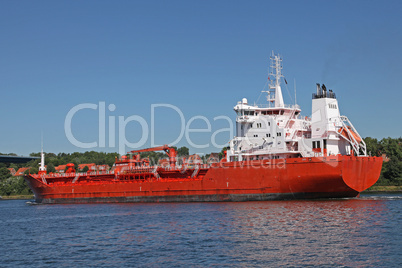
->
<box><xmin>130</xmin><ymin>145</ymin><xmax>177</xmax><ymax>168</ymax></box>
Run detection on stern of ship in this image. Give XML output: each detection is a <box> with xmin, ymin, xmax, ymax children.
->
<box><xmin>341</xmin><ymin>155</ymin><xmax>383</xmax><ymax>192</ymax></box>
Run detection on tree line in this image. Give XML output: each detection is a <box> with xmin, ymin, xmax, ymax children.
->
<box><xmin>0</xmin><ymin>138</ymin><xmax>401</xmax><ymax>196</ymax></box>
<box><xmin>365</xmin><ymin>137</ymin><xmax>402</xmax><ymax>186</ymax></box>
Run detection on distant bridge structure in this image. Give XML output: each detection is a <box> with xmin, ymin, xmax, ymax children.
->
<box><xmin>0</xmin><ymin>155</ymin><xmax>39</xmax><ymax>164</ymax></box>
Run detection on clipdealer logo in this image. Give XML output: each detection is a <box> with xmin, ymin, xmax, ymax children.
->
<box><xmin>64</xmin><ymin>102</ymin><xmax>233</xmax><ymax>155</ymax></box>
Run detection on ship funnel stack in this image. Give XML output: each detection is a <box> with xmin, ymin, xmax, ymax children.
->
<box><xmin>314</xmin><ymin>84</ymin><xmax>336</xmax><ymax>99</ymax></box>
<box><xmin>316</xmin><ymin>83</ymin><xmax>321</xmax><ymax>96</ymax></box>
<box><xmin>322</xmin><ymin>84</ymin><xmax>327</xmax><ymax>97</ymax></box>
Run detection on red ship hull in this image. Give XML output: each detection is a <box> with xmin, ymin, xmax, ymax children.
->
<box><xmin>24</xmin><ymin>155</ymin><xmax>382</xmax><ymax>204</ymax></box>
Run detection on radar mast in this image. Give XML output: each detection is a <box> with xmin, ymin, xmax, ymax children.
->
<box><xmin>267</xmin><ymin>51</ymin><xmax>285</xmax><ymax>108</ymax></box>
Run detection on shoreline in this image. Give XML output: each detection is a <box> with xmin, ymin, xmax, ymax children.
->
<box><xmin>364</xmin><ymin>185</ymin><xmax>402</xmax><ymax>193</ymax></box>
<box><xmin>0</xmin><ymin>195</ymin><xmax>34</xmax><ymax>200</ymax></box>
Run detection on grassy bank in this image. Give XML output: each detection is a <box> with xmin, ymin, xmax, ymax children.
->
<box><xmin>364</xmin><ymin>185</ymin><xmax>402</xmax><ymax>193</ymax></box>
<box><xmin>0</xmin><ymin>195</ymin><xmax>34</xmax><ymax>200</ymax></box>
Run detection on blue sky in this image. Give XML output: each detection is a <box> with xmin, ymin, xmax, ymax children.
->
<box><xmin>1</xmin><ymin>0</ymin><xmax>401</xmax><ymax>156</ymax></box>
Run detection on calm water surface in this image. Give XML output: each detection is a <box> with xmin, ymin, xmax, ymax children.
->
<box><xmin>0</xmin><ymin>194</ymin><xmax>401</xmax><ymax>267</ymax></box>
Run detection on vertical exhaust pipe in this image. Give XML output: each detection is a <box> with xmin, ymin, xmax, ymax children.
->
<box><xmin>316</xmin><ymin>83</ymin><xmax>321</xmax><ymax>96</ymax></box>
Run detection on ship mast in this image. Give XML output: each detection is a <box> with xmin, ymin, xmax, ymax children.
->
<box><xmin>39</xmin><ymin>135</ymin><xmax>46</xmax><ymax>174</ymax></box>
<box><xmin>268</xmin><ymin>51</ymin><xmax>285</xmax><ymax>108</ymax></box>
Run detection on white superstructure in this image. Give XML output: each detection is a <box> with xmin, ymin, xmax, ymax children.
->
<box><xmin>227</xmin><ymin>52</ymin><xmax>366</xmax><ymax>161</ymax></box>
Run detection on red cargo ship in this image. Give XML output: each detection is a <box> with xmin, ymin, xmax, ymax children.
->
<box><xmin>24</xmin><ymin>52</ymin><xmax>383</xmax><ymax>203</ymax></box>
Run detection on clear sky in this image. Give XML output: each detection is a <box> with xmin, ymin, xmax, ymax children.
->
<box><xmin>1</xmin><ymin>0</ymin><xmax>401</xmax><ymax>156</ymax></box>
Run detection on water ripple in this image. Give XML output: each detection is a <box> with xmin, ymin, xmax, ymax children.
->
<box><xmin>0</xmin><ymin>194</ymin><xmax>401</xmax><ymax>267</ymax></box>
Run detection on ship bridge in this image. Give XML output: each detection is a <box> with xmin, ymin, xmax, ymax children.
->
<box><xmin>228</xmin><ymin>52</ymin><xmax>313</xmax><ymax>161</ymax></box>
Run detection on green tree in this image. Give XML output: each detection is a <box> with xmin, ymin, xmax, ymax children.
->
<box><xmin>25</xmin><ymin>167</ymin><xmax>38</xmax><ymax>175</ymax></box>
<box><xmin>369</xmin><ymin>137</ymin><xmax>402</xmax><ymax>185</ymax></box>
<box><xmin>0</xmin><ymin>167</ymin><xmax>11</xmax><ymax>180</ymax></box>
<box><xmin>9</xmin><ymin>163</ymin><xmax>19</xmax><ymax>170</ymax></box>
<box><xmin>380</xmin><ymin>137</ymin><xmax>402</xmax><ymax>161</ymax></box>
<box><xmin>30</xmin><ymin>152</ymin><xmax>40</xmax><ymax>157</ymax></box>
<box><xmin>177</xmin><ymin>146</ymin><xmax>189</xmax><ymax>156</ymax></box>
<box><xmin>219</xmin><ymin>146</ymin><xmax>229</xmax><ymax>159</ymax></box>
<box><xmin>47</xmin><ymin>163</ymin><xmax>56</xmax><ymax>173</ymax></box>
<box><xmin>0</xmin><ymin>177</ymin><xmax>32</xmax><ymax>196</ymax></box>
<box><xmin>383</xmin><ymin>156</ymin><xmax>402</xmax><ymax>185</ymax></box>
<box><xmin>364</xmin><ymin>137</ymin><xmax>380</xmax><ymax>156</ymax></box>
<box><xmin>14</xmin><ymin>177</ymin><xmax>32</xmax><ymax>195</ymax></box>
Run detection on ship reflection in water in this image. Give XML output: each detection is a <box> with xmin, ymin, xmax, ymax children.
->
<box><xmin>1</xmin><ymin>195</ymin><xmax>401</xmax><ymax>267</ymax></box>
<box><xmin>223</xmin><ymin>197</ymin><xmax>392</xmax><ymax>267</ymax></box>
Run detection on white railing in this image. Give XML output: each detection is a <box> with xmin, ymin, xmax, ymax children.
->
<box><xmin>255</xmin><ymin>104</ymin><xmax>300</xmax><ymax>109</ymax></box>
<box><xmin>339</xmin><ymin>116</ymin><xmax>367</xmax><ymax>156</ymax></box>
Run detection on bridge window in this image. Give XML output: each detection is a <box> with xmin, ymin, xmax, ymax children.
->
<box><xmin>313</xmin><ymin>141</ymin><xmax>321</xmax><ymax>148</ymax></box>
